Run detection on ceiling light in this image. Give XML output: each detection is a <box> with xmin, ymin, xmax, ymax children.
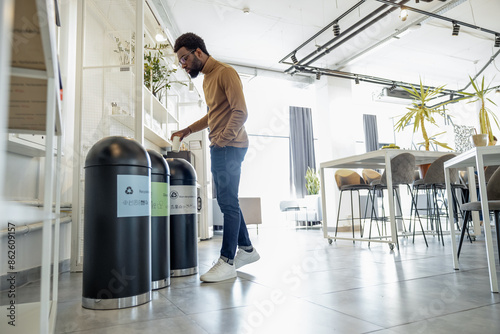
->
<box><xmin>333</xmin><ymin>22</ymin><xmax>340</xmax><ymax>37</ymax></box>
<box><xmin>399</xmin><ymin>8</ymin><xmax>409</xmax><ymax>21</ymax></box>
<box><xmin>452</xmin><ymin>21</ymin><xmax>460</xmax><ymax>36</ymax></box>
<box><xmin>155</xmin><ymin>28</ymin><xmax>166</xmax><ymax>42</ymax></box>
<box><xmin>243</xmin><ymin>8</ymin><xmax>250</xmax><ymax>15</ymax></box>
<box><xmin>495</xmin><ymin>34</ymin><xmax>500</xmax><ymax>47</ymax></box>
<box><xmin>291</xmin><ymin>52</ymin><xmax>298</xmax><ymax>64</ymax></box>
<box><xmin>316</xmin><ymin>72</ymin><xmax>321</xmax><ymax>80</ymax></box>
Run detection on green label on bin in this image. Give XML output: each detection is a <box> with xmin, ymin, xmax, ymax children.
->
<box><xmin>151</xmin><ymin>182</ymin><xmax>169</xmax><ymax>217</ymax></box>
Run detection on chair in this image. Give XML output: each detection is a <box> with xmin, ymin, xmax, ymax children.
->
<box><xmin>458</xmin><ymin>166</ymin><xmax>500</xmax><ymax>260</ymax></box>
<box><xmin>369</xmin><ymin>153</ymin><xmax>428</xmax><ymax>247</ymax></box>
<box><xmin>412</xmin><ymin>154</ymin><xmax>459</xmax><ymax>245</ymax></box>
<box><xmin>334</xmin><ymin>169</ymin><xmax>372</xmax><ymax>241</ymax></box>
<box><xmin>457</xmin><ymin>165</ymin><xmax>499</xmax><ymax>244</ymax></box>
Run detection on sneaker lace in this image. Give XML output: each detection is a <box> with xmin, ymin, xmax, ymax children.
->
<box><xmin>209</xmin><ymin>259</ymin><xmax>223</xmax><ymax>272</ymax></box>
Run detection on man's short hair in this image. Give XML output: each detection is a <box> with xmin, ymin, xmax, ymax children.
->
<box><xmin>174</xmin><ymin>33</ymin><xmax>210</xmax><ymax>56</ymax></box>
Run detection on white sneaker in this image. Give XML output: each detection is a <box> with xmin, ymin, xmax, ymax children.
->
<box><xmin>200</xmin><ymin>258</ymin><xmax>237</xmax><ymax>282</ymax></box>
<box><xmin>234</xmin><ymin>248</ymin><xmax>260</xmax><ymax>269</ymax></box>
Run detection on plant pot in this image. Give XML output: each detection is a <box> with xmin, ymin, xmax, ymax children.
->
<box><xmin>418</xmin><ymin>163</ymin><xmax>431</xmax><ymax>179</ymax></box>
<box><xmin>472</xmin><ymin>134</ymin><xmax>488</xmax><ymax>147</ymax></box>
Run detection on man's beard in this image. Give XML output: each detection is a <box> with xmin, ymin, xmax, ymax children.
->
<box><xmin>188</xmin><ymin>56</ymin><xmax>203</xmax><ymax>78</ymax></box>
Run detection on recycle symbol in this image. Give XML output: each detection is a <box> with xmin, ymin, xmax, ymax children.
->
<box><xmin>125</xmin><ymin>186</ymin><xmax>133</xmax><ymax>195</ymax></box>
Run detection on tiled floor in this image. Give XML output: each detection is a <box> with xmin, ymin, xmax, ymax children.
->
<box><xmin>7</xmin><ymin>225</ymin><xmax>500</xmax><ymax>333</ymax></box>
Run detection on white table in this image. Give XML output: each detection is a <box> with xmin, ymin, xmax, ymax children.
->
<box><xmin>320</xmin><ymin>149</ymin><xmax>448</xmax><ymax>249</ymax></box>
<box><xmin>444</xmin><ymin>146</ymin><xmax>500</xmax><ymax>293</ymax></box>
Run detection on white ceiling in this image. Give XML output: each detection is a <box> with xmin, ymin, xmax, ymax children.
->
<box><xmin>160</xmin><ymin>0</ymin><xmax>500</xmax><ymax>91</ymax></box>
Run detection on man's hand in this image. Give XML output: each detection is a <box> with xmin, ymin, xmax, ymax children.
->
<box><xmin>170</xmin><ymin>127</ymin><xmax>192</xmax><ymax>141</ymax></box>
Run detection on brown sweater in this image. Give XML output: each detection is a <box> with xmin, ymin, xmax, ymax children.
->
<box><xmin>188</xmin><ymin>57</ymin><xmax>249</xmax><ymax>148</ymax></box>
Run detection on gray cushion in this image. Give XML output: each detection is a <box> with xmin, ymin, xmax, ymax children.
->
<box><xmin>340</xmin><ymin>184</ymin><xmax>371</xmax><ymax>191</ymax></box>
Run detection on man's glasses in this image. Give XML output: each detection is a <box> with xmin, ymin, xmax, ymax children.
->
<box><xmin>179</xmin><ymin>49</ymin><xmax>195</xmax><ymax>65</ymax></box>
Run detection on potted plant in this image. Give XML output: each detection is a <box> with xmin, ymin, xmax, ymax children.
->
<box><xmin>304</xmin><ymin>167</ymin><xmax>322</xmax><ymax>223</ymax></box>
<box><xmin>113</xmin><ymin>33</ymin><xmax>135</xmax><ymax>67</ymax></box>
<box><xmin>305</xmin><ymin>167</ymin><xmax>320</xmax><ymax>195</ymax></box>
<box><xmin>459</xmin><ymin>76</ymin><xmax>499</xmax><ymax>145</ymax></box>
<box><xmin>394</xmin><ymin>79</ymin><xmax>454</xmax><ymax>151</ymax></box>
<box><xmin>144</xmin><ymin>43</ymin><xmax>176</xmax><ymax>101</ymax></box>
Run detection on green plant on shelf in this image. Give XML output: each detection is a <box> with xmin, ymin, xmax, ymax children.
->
<box><xmin>113</xmin><ymin>33</ymin><xmax>135</xmax><ymax>65</ymax></box>
<box><xmin>144</xmin><ymin>43</ymin><xmax>177</xmax><ymax>101</ymax></box>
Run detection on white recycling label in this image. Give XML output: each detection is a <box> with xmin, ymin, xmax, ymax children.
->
<box><xmin>117</xmin><ymin>174</ymin><xmax>151</xmax><ymax>218</ymax></box>
<box><xmin>170</xmin><ymin>185</ymin><xmax>197</xmax><ymax>215</ymax></box>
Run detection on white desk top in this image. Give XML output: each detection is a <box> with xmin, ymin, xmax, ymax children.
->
<box><xmin>444</xmin><ymin>146</ymin><xmax>500</xmax><ymax>169</ymax></box>
<box><xmin>320</xmin><ymin>149</ymin><xmax>450</xmax><ymax>170</ymax></box>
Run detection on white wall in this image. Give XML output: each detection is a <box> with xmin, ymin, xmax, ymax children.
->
<box><xmin>238</xmin><ymin>75</ymin><xmax>315</xmax><ymax>225</ymax></box>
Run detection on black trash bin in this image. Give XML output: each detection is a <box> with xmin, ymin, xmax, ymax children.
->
<box><xmin>147</xmin><ymin>149</ymin><xmax>170</xmax><ymax>290</ymax></box>
<box><xmin>82</xmin><ymin>136</ymin><xmax>152</xmax><ymax>310</ymax></box>
<box><xmin>166</xmin><ymin>158</ymin><xmax>198</xmax><ymax>276</ymax></box>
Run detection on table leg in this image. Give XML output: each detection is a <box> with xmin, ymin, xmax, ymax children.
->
<box><xmin>476</xmin><ymin>155</ymin><xmax>499</xmax><ymax>293</ymax></box>
<box><xmin>445</xmin><ymin>168</ymin><xmax>459</xmax><ymax>270</ymax></box>
<box><xmin>320</xmin><ymin>167</ymin><xmax>328</xmax><ymax>239</ymax></box>
<box><xmin>385</xmin><ymin>154</ymin><xmax>398</xmax><ymax>249</ymax></box>
<box><xmin>467</xmin><ymin>166</ymin><xmax>481</xmax><ymax>238</ymax></box>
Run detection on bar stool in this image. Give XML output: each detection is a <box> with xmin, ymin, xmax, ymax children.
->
<box><xmin>412</xmin><ymin>154</ymin><xmax>458</xmax><ymax>246</ymax></box>
<box><xmin>458</xmin><ymin>166</ymin><xmax>500</xmax><ymax>261</ymax></box>
<box><xmin>369</xmin><ymin>153</ymin><xmax>428</xmax><ymax>247</ymax></box>
<box><xmin>334</xmin><ymin>169</ymin><xmax>372</xmax><ymax>242</ymax></box>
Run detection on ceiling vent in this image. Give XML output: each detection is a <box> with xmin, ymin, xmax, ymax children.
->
<box><xmin>373</xmin><ymin>87</ymin><xmax>414</xmax><ymax>104</ymax></box>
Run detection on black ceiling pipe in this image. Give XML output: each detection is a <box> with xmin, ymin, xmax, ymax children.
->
<box><xmin>279</xmin><ymin>0</ymin><xmax>366</xmax><ymax>64</ymax></box>
<box><xmin>283</xmin><ymin>0</ymin><xmax>411</xmax><ymax>73</ymax></box>
<box><xmin>294</xmin><ymin>0</ymin><xmax>412</xmax><ymax>71</ymax></box>
<box><xmin>460</xmin><ymin>48</ymin><xmax>500</xmax><ymax>92</ymax></box>
<box><xmin>375</xmin><ymin>0</ymin><xmax>500</xmax><ymax>36</ymax></box>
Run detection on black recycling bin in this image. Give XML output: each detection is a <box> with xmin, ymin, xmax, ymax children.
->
<box><xmin>82</xmin><ymin>136</ymin><xmax>152</xmax><ymax>310</ymax></box>
<box><xmin>147</xmin><ymin>149</ymin><xmax>170</xmax><ymax>290</ymax></box>
<box><xmin>166</xmin><ymin>158</ymin><xmax>198</xmax><ymax>276</ymax></box>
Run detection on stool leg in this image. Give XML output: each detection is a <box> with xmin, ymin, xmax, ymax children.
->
<box><xmin>495</xmin><ymin>211</ymin><xmax>500</xmax><ymax>265</ymax></box>
<box><xmin>407</xmin><ymin>185</ymin><xmax>428</xmax><ymax>247</ymax></box>
<box><xmin>350</xmin><ymin>190</ymin><xmax>355</xmax><ymax>243</ymax></box>
<box><xmin>458</xmin><ymin>210</ymin><xmax>471</xmax><ymax>259</ymax></box>
<box><xmin>335</xmin><ymin>190</ymin><xmax>344</xmax><ymax>238</ymax></box>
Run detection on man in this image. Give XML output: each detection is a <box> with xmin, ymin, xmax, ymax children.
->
<box><xmin>171</xmin><ymin>33</ymin><xmax>260</xmax><ymax>282</ymax></box>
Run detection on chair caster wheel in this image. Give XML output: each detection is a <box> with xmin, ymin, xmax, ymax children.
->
<box><xmin>389</xmin><ymin>243</ymin><xmax>395</xmax><ymax>250</ymax></box>
<box><xmin>328</xmin><ymin>238</ymin><xmax>333</xmax><ymax>244</ymax></box>
<box><xmin>471</xmin><ymin>236</ymin><xmax>476</xmax><ymax>241</ymax></box>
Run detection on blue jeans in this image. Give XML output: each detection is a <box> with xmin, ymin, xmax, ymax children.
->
<box><xmin>211</xmin><ymin>146</ymin><xmax>251</xmax><ymax>260</ymax></box>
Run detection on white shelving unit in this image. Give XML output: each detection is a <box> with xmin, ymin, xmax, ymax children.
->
<box><xmin>1</xmin><ymin>0</ymin><xmax>63</xmax><ymax>333</ymax></box>
<box><xmin>71</xmin><ymin>0</ymin><xmax>201</xmax><ymax>272</ymax></box>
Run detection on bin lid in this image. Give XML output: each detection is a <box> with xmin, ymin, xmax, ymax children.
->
<box><xmin>166</xmin><ymin>158</ymin><xmax>197</xmax><ymax>181</ymax></box>
<box><xmin>147</xmin><ymin>149</ymin><xmax>170</xmax><ymax>176</ymax></box>
<box><xmin>85</xmin><ymin>136</ymin><xmax>151</xmax><ymax>168</ymax></box>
